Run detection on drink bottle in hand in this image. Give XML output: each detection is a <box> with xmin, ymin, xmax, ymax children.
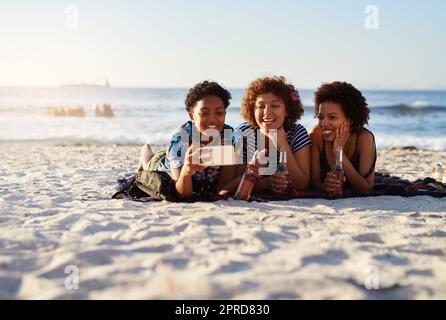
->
<box><xmin>234</xmin><ymin>151</ymin><xmax>259</xmax><ymax>200</ymax></box>
<box><xmin>330</xmin><ymin>146</ymin><xmax>344</xmax><ymax>197</ymax></box>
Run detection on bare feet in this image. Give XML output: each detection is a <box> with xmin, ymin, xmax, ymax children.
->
<box><xmin>137</xmin><ymin>144</ymin><xmax>154</xmax><ymax>172</ymax></box>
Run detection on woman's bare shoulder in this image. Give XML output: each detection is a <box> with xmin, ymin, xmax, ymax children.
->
<box><xmin>357</xmin><ymin>129</ymin><xmax>375</xmax><ymax>150</ymax></box>
<box><xmin>357</xmin><ymin>129</ymin><xmax>374</xmax><ymax>142</ymax></box>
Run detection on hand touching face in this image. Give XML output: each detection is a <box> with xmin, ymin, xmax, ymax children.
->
<box><xmin>317</xmin><ymin>102</ymin><xmax>351</xmax><ymax>143</ymax></box>
<box><xmin>333</xmin><ymin>121</ymin><xmax>351</xmax><ymax>152</ymax></box>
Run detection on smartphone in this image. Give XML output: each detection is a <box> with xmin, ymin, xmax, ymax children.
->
<box><xmin>200</xmin><ymin>145</ymin><xmax>235</xmax><ymax>166</ymax></box>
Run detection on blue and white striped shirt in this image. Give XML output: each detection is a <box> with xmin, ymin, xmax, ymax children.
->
<box><xmin>236</xmin><ymin>122</ymin><xmax>312</xmax><ymax>164</ymax></box>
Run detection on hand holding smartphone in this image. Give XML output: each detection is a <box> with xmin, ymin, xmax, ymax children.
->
<box><xmin>200</xmin><ymin>145</ymin><xmax>235</xmax><ymax>166</ymax></box>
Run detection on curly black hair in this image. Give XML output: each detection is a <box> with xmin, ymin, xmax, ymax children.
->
<box><xmin>184</xmin><ymin>81</ymin><xmax>231</xmax><ymax>113</ymax></box>
<box><xmin>314</xmin><ymin>81</ymin><xmax>370</xmax><ymax>134</ymax></box>
<box><xmin>241</xmin><ymin>76</ymin><xmax>304</xmax><ymax>130</ymax></box>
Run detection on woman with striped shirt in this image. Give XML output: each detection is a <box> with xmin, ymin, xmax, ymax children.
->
<box><xmin>234</xmin><ymin>76</ymin><xmax>311</xmax><ymax>194</ymax></box>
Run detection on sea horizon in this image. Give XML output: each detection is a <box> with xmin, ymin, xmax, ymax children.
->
<box><xmin>1</xmin><ymin>86</ymin><xmax>446</xmax><ymax>149</ymax></box>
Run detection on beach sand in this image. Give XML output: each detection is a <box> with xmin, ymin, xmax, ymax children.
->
<box><xmin>0</xmin><ymin>143</ymin><xmax>445</xmax><ymax>299</ymax></box>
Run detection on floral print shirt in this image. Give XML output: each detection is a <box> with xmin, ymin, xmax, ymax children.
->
<box><xmin>158</xmin><ymin>121</ymin><xmax>241</xmax><ymax>195</ymax></box>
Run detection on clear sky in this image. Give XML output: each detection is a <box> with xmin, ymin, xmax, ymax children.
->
<box><xmin>1</xmin><ymin>0</ymin><xmax>445</xmax><ymax>89</ymax></box>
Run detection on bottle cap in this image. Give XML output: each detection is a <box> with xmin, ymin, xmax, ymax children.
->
<box><xmin>279</xmin><ymin>147</ymin><xmax>287</xmax><ymax>163</ymax></box>
<box><xmin>336</xmin><ymin>146</ymin><xmax>343</xmax><ymax>162</ymax></box>
<box><xmin>434</xmin><ymin>163</ymin><xmax>443</xmax><ymax>180</ymax></box>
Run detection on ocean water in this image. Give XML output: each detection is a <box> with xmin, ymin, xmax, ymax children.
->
<box><xmin>1</xmin><ymin>86</ymin><xmax>446</xmax><ymax>150</ymax></box>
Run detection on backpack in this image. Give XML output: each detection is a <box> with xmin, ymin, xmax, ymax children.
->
<box><xmin>112</xmin><ymin>170</ymin><xmax>178</xmax><ymax>202</ymax></box>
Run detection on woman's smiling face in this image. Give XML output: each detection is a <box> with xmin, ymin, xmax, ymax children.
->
<box><xmin>254</xmin><ymin>92</ymin><xmax>287</xmax><ymax>132</ymax></box>
<box><xmin>317</xmin><ymin>101</ymin><xmax>349</xmax><ymax>142</ymax></box>
<box><xmin>188</xmin><ymin>95</ymin><xmax>226</xmax><ymax>135</ymax></box>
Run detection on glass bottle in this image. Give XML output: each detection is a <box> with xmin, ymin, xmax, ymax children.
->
<box><xmin>330</xmin><ymin>146</ymin><xmax>344</xmax><ymax>197</ymax></box>
<box><xmin>433</xmin><ymin>163</ymin><xmax>443</xmax><ymax>181</ymax></box>
<box><xmin>276</xmin><ymin>147</ymin><xmax>289</xmax><ymax>193</ymax></box>
<box><xmin>276</xmin><ymin>147</ymin><xmax>289</xmax><ymax>176</ymax></box>
<box><xmin>234</xmin><ymin>151</ymin><xmax>259</xmax><ymax>200</ymax></box>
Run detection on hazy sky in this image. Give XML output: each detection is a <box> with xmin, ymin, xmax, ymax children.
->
<box><xmin>1</xmin><ymin>0</ymin><xmax>445</xmax><ymax>89</ymax></box>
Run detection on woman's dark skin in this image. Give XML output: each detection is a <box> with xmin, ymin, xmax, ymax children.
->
<box><xmin>310</xmin><ymin>101</ymin><xmax>376</xmax><ymax>195</ymax></box>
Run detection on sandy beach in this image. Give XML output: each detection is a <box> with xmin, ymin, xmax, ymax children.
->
<box><xmin>0</xmin><ymin>143</ymin><xmax>445</xmax><ymax>299</ymax></box>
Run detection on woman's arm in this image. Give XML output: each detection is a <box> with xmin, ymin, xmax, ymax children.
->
<box><xmin>309</xmin><ymin>126</ymin><xmax>323</xmax><ymax>190</ymax></box>
<box><xmin>342</xmin><ymin>131</ymin><xmax>376</xmax><ymax>194</ymax></box>
<box><xmin>286</xmin><ymin>144</ymin><xmax>310</xmax><ymax>191</ymax></box>
<box><xmin>172</xmin><ymin>167</ymin><xmax>194</xmax><ymax>199</ymax></box>
<box><xmin>263</xmin><ymin>127</ymin><xmax>310</xmax><ymax>192</ymax></box>
<box><xmin>216</xmin><ymin>164</ymin><xmax>242</xmax><ymax>196</ymax></box>
<box><xmin>171</xmin><ymin>146</ymin><xmax>205</xmax><ymax>199</ymax></box>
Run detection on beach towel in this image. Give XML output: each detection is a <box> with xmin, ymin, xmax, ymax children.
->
<box><xmin>111</xmin><ymin>172</ymin><xmax>446</xmax><ymax>202</ymax></box>
<box><xmin>251</xmin><ymin>173</ymin><xmax>446</xmax><ymax>201</ymax></box>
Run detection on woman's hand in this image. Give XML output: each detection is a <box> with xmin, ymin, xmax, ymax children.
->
<box><xmin>245</xmin><ymin>148</ymin><xmax>268</xmax><ymax>179</ymax></box>
<box><xmin>246</xmin><ymin>163</ymin><xmax>261</xmax><ymax>179</ymax></box>
<box><xmin>270</xmin><ymin>173</ymin><xmax>289</xmax><ymax>194</ymax></box>
<box><xmin>181</xmin><ymin>144</ymin><xmax>208</xmax><ymax>176</ymax></box>
<box><xmin>333</xmin><ymin>121</ymin><xmax>350</xmax><ymax>155</ymax></box>
<box><xmin>322</xmin><ymin>172</ymin><xmax>342</xmax><ymax>194</ymax></box>
<box><xmin>263</xmin><ymin>127</ymin><xmax>289</xmax><ymax>149</ymax></box>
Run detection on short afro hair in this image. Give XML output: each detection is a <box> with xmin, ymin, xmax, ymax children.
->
<box><xmin>240</xmin><ymin>76</ymin><xmax>304</xmax><ymax>130</ymax></box>
<box><xmin>314</xmin><ymin>81</ymin><xmax>370</xmax><ymax>134</ymax></box>
<box><xmin>184</xmin><ymin>80</ymin><xmax>231</xmax><ymax>113</ymax></box>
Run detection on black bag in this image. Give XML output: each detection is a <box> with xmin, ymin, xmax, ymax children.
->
<box><xmin>111</xmin><ymin>170</ymin><xmax>178</xmax><ymax>202</ymax></box>
<box><xmin>111</xmin><ymin>173</ymin><xmax>147</xmax><ymax>200</ymax></box>
<box><xmin>135</xmin><ymin>170</ymin><xmax>178</xmax><ymax>201</ymax></box>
